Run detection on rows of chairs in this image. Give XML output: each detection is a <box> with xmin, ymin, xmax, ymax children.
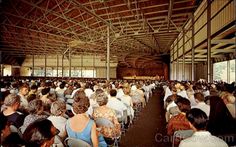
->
<box><xmin>60</xmin><ymin>85</ymin><xmax>151</xmax><ymax>146</ymax></box>
<box><xmin>61</xmin><ymin>105</ymin><xmax>143</xmax><ymax>147</ymax></box>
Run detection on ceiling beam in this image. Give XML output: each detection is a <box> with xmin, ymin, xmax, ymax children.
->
<box><xmin>14</xmin><ymin>0</ymin><xmax>45</xmax><ymax>26</ymax></box>
<box><xmin>20</xmin><ymin>0</ymin><xmax>103</xmax><ymax>41</ymax></box>
<box><xmin>167</xmin><ymin>0</ymin><xmax>174</xmax><ymax>31</ymax></box>
<box><xmin>194</xmin><ymin>48</ymin><xmax>235</xmax><ymax>53</ymax></box>
<box><xmin>2</xmin><ymin>23</ymin><xmax>71</xmax><ymax>41</ymax></box>
<box><xmin>1</xmin><ymin>30</ymin><xmax>68</xmax><ymax>44</ymax></box>
<box><xmin>211</xmin><ymin>39</ymin><xmax>236</xmax><ymax>44</ymax></box>
<box><xmin>69</xmin><ymin>0</ymin><xmax>116</xmax><ymax>31</ymax></box>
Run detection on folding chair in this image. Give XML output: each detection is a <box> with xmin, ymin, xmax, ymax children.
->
<box><xmin>133</xmin><ymin>102</ymin><xmax>142</xmax><ymax>120</ymax></box>
<box><xmin>64</xmin><ymin>137</ymin><xmax>91</xmax><ymax>147</ymax></box>
<box><xmin>115</xmin><ymin>109</ymin><xmax>128</xmax><ymax>135</ymax></box>
<box><xmin>10</xmin><ymin>125</ymin><xmax>23</xmax><ymax>138</ymax></box>
<box><xmin>52</xmin><ymin>135</ymin><xmax>64</xmax><ymax>147</ymax></box>
<box><xmin>123</xmin><ymin>103</ymin><xmax>134</xmax><ymax>122</ymax></box>
<box><xmin>114</xmin><ymin>110</ymin><xmax>123</xmax><ymax>123</ymax></box>
<box><xmin>122</xmin><ymin>109</ymin><xmax>128</xmax><ymax>125</ymax></box>
<box><xmin>95</xmin><ymin>118</ymin><xmax>120</xmax><ymax>147</ymax></box>
<box><xmin>172</xmin><ymin>130</ymin><xmax>194</xmax><ymax>147</ymax></box>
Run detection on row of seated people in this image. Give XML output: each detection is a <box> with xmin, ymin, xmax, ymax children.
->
<box><xmin>0</xmin><ymin>78</ymin><xmax>156</xmax><ymax>147</ymax></box>
<box><xmin>162</xmin><ymin>80</ymin><xmax>236</xmax><ymax>147</ymax></box>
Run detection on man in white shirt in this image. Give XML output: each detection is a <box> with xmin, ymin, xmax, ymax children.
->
<box><xmin>116</xmin><ymin>86</ymin><xmax>124</xmax><ymax>100</ymax></box>
<box><xmin>142</xmin><ymin>83</ymin><xmax>150</xmax><ymax>102</ymax></box>
<box><xmin>84</xmin><ymin>82</ymin><xmax>94</xmax><ymax>99</ymax></box>
<box><xmin>179</xmin><ymin>108</ymin><xmax>228</xmax><ymax>147</ymax></box>
<box><xmin>55</xmin><ymin>83</ymin><xmax>66</xmax><ymax>101</ymax></box>
<box><xmin>163</xmin><ymin>85</ymin><xmax>172</xmax><ymax>104</ymax></box>
<box><xmin>191</xmin><ymin>92</ymin><xmax>210</xmax><ymax>117</ymax></box>
<box><xmin>70</xmin><ymin>82</ymin><xmax>81</xmax><ymax>98</ymax></box>
<box><xmin>107</xmin><ymin>89</ymin><xmax>127</xmax><ymax>119</ymax></box>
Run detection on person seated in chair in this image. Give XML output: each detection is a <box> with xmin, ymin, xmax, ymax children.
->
<box><xmin>167</xmin><ymin>97</ymin><xmax>192</xmax><ymax>136</ymax></box>
<box><xmin>66</xmin><ymin>96</ymin><xmax>107</xmax><ymax>147</ymax></box>
<box><xmin>48</xmin><ymin>100</ymin><xmax>68</xmax><ymax>144</ymax></box>
<box><xmin>23</xmin><ymin>118</ymin><xmax>59</xmax><ymax>147</ymax></box>
<box><xmin>207</xmin><ymin>95</ymin><xmax>236</xmax><ymax>146</ymax></box>
<box><xmin>18</xmin><ymin>84</ymin><xmax>29</xmax><ymax>110</ymax></box>
<box><xmin>221</xmin><ymin>92</ymin><xmax>235</xmax><ymax>118</ymax></box>
<box><xmin>0</xmin><ymin>113</ymin><xmax>25</xmax><ymax>147</ymax></box>
<box><xmin>93</xmin><ymin>92</ymin><xmax>121</xmax><ymax>144</ymax></box>
<box><xmin>106</xmin><ymin>89</ymin><xmax>127</xmax><ymax>120</ymax></box>
<box><xmin>179</xmin><ymin>108</ymin><xmax>228</xmax><ymax>147</ymax></box>
<box><xmin>1</xmin><ymin>94</ymin><xmax>25</xmax><ymax>128</ymax></box>
<box><xmin>21</xmin><ymin>99</ymin><xmax>48</xmax><ymax>133</ymax></box>
<box><xmin>191</xmin><ymin>92</ymin><xmax>210</xmax><ymax>117</ymax></box>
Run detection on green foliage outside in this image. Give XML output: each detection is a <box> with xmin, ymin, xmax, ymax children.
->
<box><xmin>213</xmin><ymin>59</ymin><xmax>235</xmax><ymax>83</ymax></box>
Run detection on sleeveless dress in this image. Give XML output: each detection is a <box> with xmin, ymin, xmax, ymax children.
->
<box><xmin>66</xmin><ymin>119</ymin><xmax>107</xmax><ymax>147</ymax></box>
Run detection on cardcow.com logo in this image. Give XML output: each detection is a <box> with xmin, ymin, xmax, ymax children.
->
<box><xmin>155</xmin><ymin>132</ymin><xmax>235</xmax><ymax>144</ymax></box>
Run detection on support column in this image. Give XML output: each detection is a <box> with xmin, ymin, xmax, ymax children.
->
<box><xmin>57</xmin><ymin>55</ymin><xmax>59</xmax><ymax>77</ymax></box>
<box><xmin>173</xmin><ymin>49</ymin><xmax>177</xmax><ymax>80</ymax></box>
<box><xmin>172</xmin><ymin>46</ymin><xmax>175</xmax><ymax>80</ymax></box>
<box><xmin>44</xmin><ymin>54</ymin><xmax>47</xmax><ymax>77</ymax></box>
<box><xmin>81</xmin><ymin>55</ymin><xmax>83</xmax><ymax>77</ymax></box>
<box><xmin>191</xmin><ymin>13</ymin><xmax>195</xmax><ymax>81</ymax></box>
<box><xmin>234</xmin><ymin>59</ymin><xmax>236</xmax><ymax>83</ymax></box>
<box><xmin>182</xmin><ymin>29</ymin><xmax>185</xmax><ymax>81</ymax></box>
<box><xmin>207</xmin><ymin>0</ymin><xmax>212</xmax><ymax>83</ymax></box>
<box><xmin>62</xmin><ymin>55</ymin><xmax>64</xmax><ymax>78</ymax></box>
<box><xmin>2</xmin><ymin>64</ymin><xmax>4</xmax><ymax>77</ymax></box>
<box><xmin>174</xmin><ymin>62</ymin><xmax>176</xmax><ymax>80</ymax></box>
<box><xmin>0</xmin><ymin>51</ymin><xmax>2</xmax><ymax>77</ymax></box>
<box><xmin>176</xmin><ymin>37</ymin><xmax>179</xmax><ymax>80</ymax></box>
<box><xmin>227</xmin><ymin>61</ymin><xmax>230</xmax><ymax>83</ymax></box>
<box><xmin>0</xmin><ymin>64</ymin><xmax>3</xmax><ymax>77</ymax></box>
<box><xmin>32</xmin><ymin>54</ymin><xmax>34</xmax><ymax>77</ymax></box>
<box><xmin>69</xmin><ymin>49</ymin><xmax>71</xmax><ymax>78</ymax></box>
<box><xmin>107</xmin><ymin>26</ymin><xmax>110</xmax><ymax>80</ymax></box>
<box><xmin>93</xmin><ymin>55</ymin><xmax>95</xmax><ymax>78</ymax></box>
<box><xmin>11</xmin><ymin>65</ymin><xmax>13</xmax><ymax>77</ymax></box>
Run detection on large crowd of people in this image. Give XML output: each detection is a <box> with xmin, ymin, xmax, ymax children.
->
<box><xmin>0</xmin><ymin>78</ymin><xmax>156</xmax><ymax>147</ymax></box>
<box><xmin>163</xmin><ymin>80</ymin><xmax>236</xmax><ymax>147</ymax></box>
<box><xmin>0</xmin><ymin>77</ymin><xmax>235</xmax><ymax>147</ymax></box>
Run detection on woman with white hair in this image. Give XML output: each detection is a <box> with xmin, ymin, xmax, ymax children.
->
<box><xmin>21</xmin><ymin>99</ymin><xmax>47</xmax><ymax>133</ymax></box>
<box><xmin>48</xmin><ymin>100</ymin><xmax>67</xmax><ymax>141</ymax></box>
<box><xmin>92</xmin><ymin>92</ymin><xmax>121</xmax><ymax>144</ymax></box>
<box><xmin>221</xmin><ymin>92</ymin><xmax>236</xmax><ymax>118</ymax></box>
<box><xmin>1</xmin><ymin>94</ymin><xmax>25</xmax><ymax>128</ymax></box>
<box><xmin>120</xmin><ymin>83</ymin><xmax>134</xmax><ymax>119</ymax></box>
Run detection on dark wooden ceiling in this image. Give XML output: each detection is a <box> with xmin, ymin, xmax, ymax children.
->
<box><xmin>0</xmin><ymin>0</ymin><xmax>200</xmax><ymax>67</ymax></box>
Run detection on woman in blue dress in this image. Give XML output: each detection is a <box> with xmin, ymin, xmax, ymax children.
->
<box><xmin>66</xmin><ymin>92</ymin><xmax>107</xmax><ymax>147</ymax></box>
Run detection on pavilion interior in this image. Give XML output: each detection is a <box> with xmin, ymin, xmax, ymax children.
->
<box><xmin>0</xmin><ymin>0</ymin><xmax>235</xmax><ymax>80</ymax></box>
